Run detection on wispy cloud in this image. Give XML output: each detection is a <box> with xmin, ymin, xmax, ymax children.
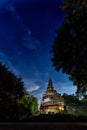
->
<box><xmin>27</xmin><ymin>86</ymin><xmax>40</xmax><ymax>93</ymax></box>
<box><xmin>6</xmin><ymin>3</ymin><xmax>15</xmax><ymax>12</ymax></box>
<box><xmin>23</xmin><ymin>37</ymin><xmax>40</xmax><ymax>50</ymax></box>
<box><xmin>55</xmin><ymin>82</ymin><xmax>77</xmax><ymax>95</ymax></box>
<box><xmin>0</xmin><ymin>51</ymin><xmax>20</xmax><ymax>75</ymax></box>
<box><xmin>8</xmin><ymin>2</ymin><xmax>40</xmax><ymax>48</ymax></box>
<box><xmin>22</xmin><ymin>28</ymin><xmax>41</xmax><ymax>50</ymax></box>
<box><xmin>6</xmin><ymin>2</ymin><xmax>20</xmax><ymax>20</ymax></box>
<box><xmin>0</xmin><ymin>2</ymin><xmax>41</xmax><ymax>51</ymax></box>
<box><xmin>23</xmin><ymin>71</ymin><xmax>47</xmax><ymax>93</ymax></box>
<box><xmin>24</xmin><ymin>79</ymin><xmax>40</xmax><ymax>93</ymax></box>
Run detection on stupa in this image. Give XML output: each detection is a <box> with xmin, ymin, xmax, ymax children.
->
<box><xmin>40</xmin><ymin>71</ymin><xmax>65</xmax><ymax>114</ymax></box>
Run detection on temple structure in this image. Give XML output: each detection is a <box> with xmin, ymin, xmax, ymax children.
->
<box><xmin>40</xmin><ymin>71</ymin><xmax>65</xmax><ymax>114</ymax></box>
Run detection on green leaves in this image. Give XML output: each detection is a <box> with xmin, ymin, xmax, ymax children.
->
<box><xmin>18</xmin><ymin>93</ymin><xmax>38</xmax><ymax>120</ymax></box>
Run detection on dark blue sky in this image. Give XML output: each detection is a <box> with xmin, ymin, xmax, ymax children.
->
<box><xmin>0</xmin><ymin>0</ymin><xmax>76</xmax><ymax>105</ymax></box>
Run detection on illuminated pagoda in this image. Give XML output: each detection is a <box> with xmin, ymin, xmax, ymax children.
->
<box><xmin>40</xmin><ymin>71</ymin><xmax>65</xmax><ymax>114</ymax></box>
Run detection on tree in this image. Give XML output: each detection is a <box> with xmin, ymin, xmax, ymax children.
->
<box><xmin>18</xmin><ymin>92</ymin><xmax>31</xmax><ymax>120</ymax></box>
<box><xmin>18</xmin><ymin>93</ymin><xmax>38</xmax><ymax>120</ymax></box>
<box><xmin>0</xmin><ymin>62</ymin><xmax>25</xmax><ymax>100</ymax></box>
<box><xmin>0</xmin><ymin>62</ymin><xmax>25</xmax><ymax>120</ymax></box>
<box><xmin>0</xmin><ymin>61</ymin><xmax>38</xmax><ymax>121</ymax></box>
<box><xmin>29</xmin><ymin>95</ymin><xmax>38</xmax><ymax>115</ymax></box>
<box><xmin>62</xmin><ymin>93</ymin><xmax>87</xmax><ymax>116</ymax></box>
<box><xmin>51</xmin><ymin>0</ymin><xmax>87</xmax><ymax>97</ymax></box>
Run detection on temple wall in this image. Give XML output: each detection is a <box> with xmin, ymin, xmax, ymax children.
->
<box><xmin>43</xmin><ymin>105</ymin><xmax>64</xmax><ymax>110</ymax></box>
<box><xmin>40</xmin><ymin>105</ymin><xmax>64</xmax><ymax>114</ymax></box>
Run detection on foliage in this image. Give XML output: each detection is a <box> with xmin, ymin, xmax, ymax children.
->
<box><xmin>0</xmin><ymin>62</ymin><xmax>25</xmax><ymax>100</ymax></box>
<box><xmin>0</xmin><ymin>62</ymin><xmax>38</xmax><ymax>121</ymax></box>
<box><xmin>51</xmin><ymin>0</ymin><xmax>87</xmax><ymax>97</ymax></box>
<box><xmin>18</xmin><ymin>93</ymin><xmax>38</xmax><ymax>120</ymax></box>
<box><xmin>29</xmin><ymin>95</ymin><xmax>38</xmax><ymax>115</ymax></box>
<box><xmin>62</xmin><ymin>93</ymin><xmax>87</xmax><ymax>116</ymax></box>
<box><xmin>0</xmin><ymin>62</ymin><xmax>26</xmax><ymax>120</ymax></box>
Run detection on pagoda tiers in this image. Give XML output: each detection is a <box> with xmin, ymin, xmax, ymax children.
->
<box><xmin>40</xmin><ymin>72</ymin><xmax>65</xmax><ymax>114</ymax></box>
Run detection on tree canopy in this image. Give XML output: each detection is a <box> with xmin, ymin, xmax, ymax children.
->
<box><xmin>18</xmin><ymin>93</ymin><xmax>38</xmax><ymax>120</ymax></box>
<box><xmin>62</xmin><ymin>93</ymin><xmax>87</xmax><ymax>116</ymax></box>
<box><xmin>0</xmin><ymin>62</ymin><xmax>25</xmax><ymax>100</ymax></box>
<box><xmin>0</xmin><ymin>62</ymin><xmax>38</xmax><ymax>121</ymax></box>
<box><xmin>51</xmin><ymin>0</ymin><xmax>87</xmax><ymax>97</ymax></box>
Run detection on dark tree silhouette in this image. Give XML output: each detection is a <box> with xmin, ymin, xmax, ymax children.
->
<box><xmin>0</xmin><ymin>62</ymin><xmax>26</xmax><ymax>120</ymax></box>
<box><xmin>62</xmin><ymin>93</ymin><xmax>87</xmax><ymax>116</ymax></box>
<box><xmin>0</xmin><ymin>62</ymin><xmax>25</xmax><ymax>100</ymax></box>
<box><xmin>51</xmin><ymin>0</ymin><xmax>87</xmax><ymax>97</ymax></box>
<box><xmin>0</xmin><ymin>62</ymin><xmax>38</xmax><ymax>121</ymax></box>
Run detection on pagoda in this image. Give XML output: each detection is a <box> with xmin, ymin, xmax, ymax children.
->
<box><xmin>40</xmin><ymin>71</ymin><xmax>65</xmax><ymax>114</ymax></box>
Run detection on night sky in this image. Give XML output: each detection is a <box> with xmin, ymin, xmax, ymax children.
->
<box><xmin>0</xmin><ymin>0</ymin><xmax>76</xmax><ymax>105</ymax></box>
